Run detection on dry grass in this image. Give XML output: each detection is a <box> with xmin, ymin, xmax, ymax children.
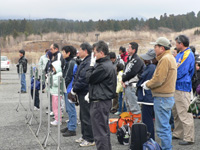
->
<box><xmin>1</xmin><ymin>28</ymin><xmax>200</xmax><ymax>64</ymax></box>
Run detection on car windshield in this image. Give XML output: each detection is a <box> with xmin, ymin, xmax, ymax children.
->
<box><xmin>1</xmin><ymin>56</ymin><xmax>8</xmax><ymax>61</ymax></box>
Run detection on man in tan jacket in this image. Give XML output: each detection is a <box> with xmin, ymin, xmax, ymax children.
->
<box><xmin>142</xmin><ymin>37</ymin><xmax>177</xmax><ymax>150</ymax></box>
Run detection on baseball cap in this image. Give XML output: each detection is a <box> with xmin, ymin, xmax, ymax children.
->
<box><xmin>140</xmin><ymin>49</ymin><xmax>156</xmax><ymax>60</ymax></box>
<box><xmin>152</xmin><ymin>37</ymin><xmax>171</xmax><ymax>48</ymax></box>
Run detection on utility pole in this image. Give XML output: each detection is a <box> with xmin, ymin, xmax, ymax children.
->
<box><xmin>95</xmin><ymin>33</ymin><xmax>100</xmax><ymax>42</ymax></box>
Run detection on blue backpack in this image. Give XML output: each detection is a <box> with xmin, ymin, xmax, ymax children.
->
<box><xmin>143</xmin><ymin>138</ymin><xmax>161</xmax><ymax>150</ymax></box>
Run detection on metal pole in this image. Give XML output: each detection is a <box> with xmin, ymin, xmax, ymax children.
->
<box><xmin>43</xmin><ymin>72</ymin><xmax>51</xmax><ymax>148</ymax></box>
<box><xmin>25</xmin><ymin>66</ymin><xmax>33</xmax><ymax>120</ymax></box>
<box><xmin>36</xmin><ymin>68</ymin><xmax>43</xmax><ymax>136</ymax></box>
<box><xmin>27</xmin><ymin>68</ymin><xmax>37</xmax><ymax>125</ymax></box>
<box><xmin>16</xmin><ymin>64</ymin><xmax>22</xmax><ymax>112</ymax></box>
<box><xmin>57</xmin><ymin>76</ymin><xmax>61</xmax><ymax>150</ymax></box>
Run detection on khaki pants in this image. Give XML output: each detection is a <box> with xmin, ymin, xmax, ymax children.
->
<box><xmin>172</xmin><ymin>90</ymin><xmax>194</xmax><ymax>142</ymax></box>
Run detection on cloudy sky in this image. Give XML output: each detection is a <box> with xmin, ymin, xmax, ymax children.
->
<box><xmin>1</xmin><ymin>0</ymin><xmax>200</xmax><ymax>21</ymax></box>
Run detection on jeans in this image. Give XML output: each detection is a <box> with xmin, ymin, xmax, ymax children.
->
<box><xmin>118</xmin><ymin>92</ymin><xmax>127</xmax><ymax>112</ymax></box>
<box><xmin>21</xmin><ymin>73</ymin><xmax>26</xmax><ymax>92</ymax></box>
<box><xmin>154</xmin><ymin>97</ymin><xmax>174</xmax><ymax>150</ymax></box>
<box><xmin>64</xmin><ymin>93</ymin><xmax>77</xmax><ymax>131</ymax></box>
<box><xmin>124</xmin><ymin>86</ymin><xmax>141</xmax><ymax>114</ymax></box>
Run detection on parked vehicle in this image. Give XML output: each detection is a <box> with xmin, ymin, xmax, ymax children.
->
<box><xmin>1</xmin><ymin>56</ymin><xmax>10</xmax><ymax>71</ymax></box>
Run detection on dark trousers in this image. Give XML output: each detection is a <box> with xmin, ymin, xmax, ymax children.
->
<box><xmin>31</xmin><ymin>89</ymin><xmax>40</xmax><ymax>108</ymax></box>
<box><xmin>90</xmin><ymin>100</ymin><xmax>112</xmax><ymax>150</ymax></box>
<box><xmin>111</xmin><ymin>94</ymin><xmax>119</xmax><ymax>110</ymax></box>
<box><xmin>142</xmin><ymin>105</ymin><xmax>155</xmax><ymax>140</ymax></box>
<box><xmin>79</xmin><ymin>94</ymin><xmax>94</xmax><ymax>142</ymax></box>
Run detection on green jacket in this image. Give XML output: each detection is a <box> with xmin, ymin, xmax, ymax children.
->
<box><xmin>50</xmin><ymin>61</ymin><xmax>62</xmax><ymax>95</ymax></box>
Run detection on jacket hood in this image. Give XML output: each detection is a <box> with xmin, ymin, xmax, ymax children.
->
<box><xmin>52</xmin><ymin>61</ymin><xmax>62</xmax><ymax>73</ymax></box>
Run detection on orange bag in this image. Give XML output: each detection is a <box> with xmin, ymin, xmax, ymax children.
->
<box><xmin>109</xmin><ymin>112</ymin><xmax>141</xmax><ymax>134</ymax></box>
<box><xmin>118</xmin><ymin>112</ymin><xmax>141</xmax><ymax>129</ymax></box>
<box><xmin>109</xmin><ymin>118</ymin><xmax>118</xmax><ymax>133</ymax></box>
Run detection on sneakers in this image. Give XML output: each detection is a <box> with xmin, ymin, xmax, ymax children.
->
<box><xmin>62</xmin><ymin>130</ymin><xmax>76</xmax><ymax>137</ymax></box>
<box><xmin>75</xmin><ymin>137</ymin><xmax>84</xmax><ymax>143</ymax></box>
<box><xmin>80</xmin><ymin>140</ymin><xmax>95</xmax><ymax>147</ymax></box>
<box><xmin>50</xmin><ymin>112</ymin><xmax>54</xmax><ymax>116</ymax></box>
<box><xmin>60</xmin><ymin>127</ymin><xmax>68</xmax><ymax>133</ymax></box>
<box><xmin>114</xmin><ymin>111</ymin><xmax>121</xmax><ymax>115</ymax></box>
<box><xmin>34</xmin><ymin>106</ymin><xmax>40</xmax><ymax>111</ymax></box>
<box><xmin>50</xmin><ymin>120</ymin><xmax>62</xmax><ymax>126</ymax></box>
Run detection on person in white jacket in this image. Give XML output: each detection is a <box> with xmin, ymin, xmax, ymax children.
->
<box><xmin>50</xmin><ymin>60</ymin><xmax>63</xmax><ymax>126</ymax></box>
<box><xmin>38</xmin><ymin>49</ymin><xmax>49</xmax><ymax>71</ymax></box>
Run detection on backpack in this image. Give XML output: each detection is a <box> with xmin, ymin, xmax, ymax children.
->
<box><xmin>116</xmin><ymin>124</ymin><xmax>131</xmax><ymax>145</ymax></box>
<box><xmin>130</xmin><ymin>123</ymin><xmax>149</xmax><ymax>150</ymax></box>
<box><xmin>117</xmin><ymin>112</ymin><xmax>141</xmax><ymax>129</ymax></box>
<box><xmin>143</xmin><ymin>138</ymin><xmax>161</xmax><ymax>150</ymax></box>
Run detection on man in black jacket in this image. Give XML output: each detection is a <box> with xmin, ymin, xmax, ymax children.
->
<box><xmin>50</xmin><ymin>43</ymin><xmax>65</xmax><ymax>70</ymax></box>
<box><xmin>69</xmin><ymin>42</ymin><xmax>95</xmax><ymax>147</ymax></box>
<box><xmin>17</xmin><ymin>49</ymin><xmax>28</xmax><ymax>93</ymax></box>
<box><xmin>86</xmin><ymin>41</ymin><xmax>117</xmax><ymax>150</ymax></box>
<box><xmin>122</xmin><ymin>42</ymin><xmax>144</xmax><ymax>114</ymax></box>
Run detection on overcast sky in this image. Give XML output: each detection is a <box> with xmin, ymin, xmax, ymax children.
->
<box><xmin>1</xmin><ymin>0</ymin><xmax>200</xmax><ymax>21</ymax></box>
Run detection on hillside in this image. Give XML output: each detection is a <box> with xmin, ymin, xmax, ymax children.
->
<box><xmin>1</xmin><ymin>28</ymin><xmax>200</xmax><ymax>64</ymax></box>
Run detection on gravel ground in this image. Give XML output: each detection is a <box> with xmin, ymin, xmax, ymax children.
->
<box><xmin>0</xmin><ymin>65</ymin><xmax>200</xmax><ymax>150</ymax></box>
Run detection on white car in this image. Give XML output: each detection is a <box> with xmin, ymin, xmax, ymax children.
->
<box><xmin>1</xmin><ymin>56</ymin><xmax>10</xmax><ymax>71</ymax></box>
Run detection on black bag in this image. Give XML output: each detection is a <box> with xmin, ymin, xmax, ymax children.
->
<box><xmin>130</xmin><ymin>123</ymin><xmax>149</xmax><ymax>150</ymax></box>
<box><xmin>116</xmin><ymin>124</ymin><xmax>131</xmax><ymax>145</ymax></box>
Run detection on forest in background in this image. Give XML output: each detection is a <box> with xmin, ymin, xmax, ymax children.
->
<box><xmin>1</xmin><ymin>11</ymin><xmax>200</xmax><ymax>39</ymax></box>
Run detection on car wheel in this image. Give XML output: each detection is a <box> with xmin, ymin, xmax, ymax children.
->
<box><xmin>7</xmin><ymin>68</ymin><xmax>9</xmax><ymax>71</ymax></box>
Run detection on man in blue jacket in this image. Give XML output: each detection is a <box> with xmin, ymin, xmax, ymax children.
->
<box><xmin>172</xmin><ymin>35</ymin><xmax>195</xmax><ymax>145</ymax></box>
<box><xmin>69</xmin><ymin>43</ymin><xmax>95</xmax><ymax>147</ymax></box>
<box><xmin>60</xmin><ymin>46</ymin><xmax>78</xmax><ymax>134</ymax></box>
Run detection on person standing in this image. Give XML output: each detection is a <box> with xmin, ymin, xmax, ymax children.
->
<box><xmin>122</xmin><ymin>42</ymin><xmax>144</xmax><ymax>115</ymax></box>
<box><xmin>50</xmin><ymin>43</ymin><xmax>65</xmax><ymax>70</ymax></box>
<box><xmin>69</xmin><ymin>42</ymin><xmax>95</xmax><ymax>147</ymax></box>
<box><xmin>17</xmin><ymin>49</ymin><xmax>28</xmax><ymax>93</ymax></box>
<box><xmin>172</xmin><ymin>35</ymin><xmax>195</xmax><ymax>145</ymax></box>
<box><xmin>38</xmin><ymin>49</ymin><xmax>49</xmax><ymax>71</ymax></box>
<box><xmin>60</xmin><ymin>46</ymin><xmax>78</xmax><ymax>137</ymax></box>
<box><xmin>137</xmin><ymin>49</ymin><xmax>157</xmax><ymax>140</ymax></box>
<box><xmin>119</xmin><ymin>46</ymin><xmax>128</xmax><ymax>63</ymax></box>
<box><xmin>86</xmin><ymin>41</ymin><xmax>117</xmax><ymax>150</ymax></box>
<box><xmin>141</xmin><ymin>37</ymin><xmax>177</xmax><ymax>150</ymax></box>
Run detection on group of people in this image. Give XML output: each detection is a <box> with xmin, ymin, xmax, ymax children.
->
<box><xmin>16</xmin><ymin>34</ymin><xmax>199</xmax><ymax>150</ymax></box>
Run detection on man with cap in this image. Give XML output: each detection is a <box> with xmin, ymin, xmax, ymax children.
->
<box><xmin>172</xmin><ymin>35</ymin><xmax>195</xmax><ymax>145</ymax></box>
<box><xmin>17</xmin><ymin>49</ymin><xmax>28</xmax><ymax>93</ymax></box>
<box><xmin>141</xmin><ymin>37</ymin><xmax>177</xmax><ymax>150</ymax></box>
<box><xmin>137</xmin><ymin>49</ymin><xmax>157</xmax><ymax>140</ymax></box>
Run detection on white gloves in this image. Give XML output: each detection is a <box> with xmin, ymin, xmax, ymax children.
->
<box><xmin>90</xmin><ymin>52</ymin><xmax>96</xmax><ymax>66</ymax></box>
<box><xmin>84</xmin><ymin>92</ymin><xmax>90</xmax><ymax>103</ymax></box>
<box><xmin>71</xmin><ymin>88</ymin><xmax>76</xmax><ymax>95</ymax></box>
<box><xmin>141</xmin><ymin>80</ymin><xmax>150</xmax><ymax>90</ymax></box>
